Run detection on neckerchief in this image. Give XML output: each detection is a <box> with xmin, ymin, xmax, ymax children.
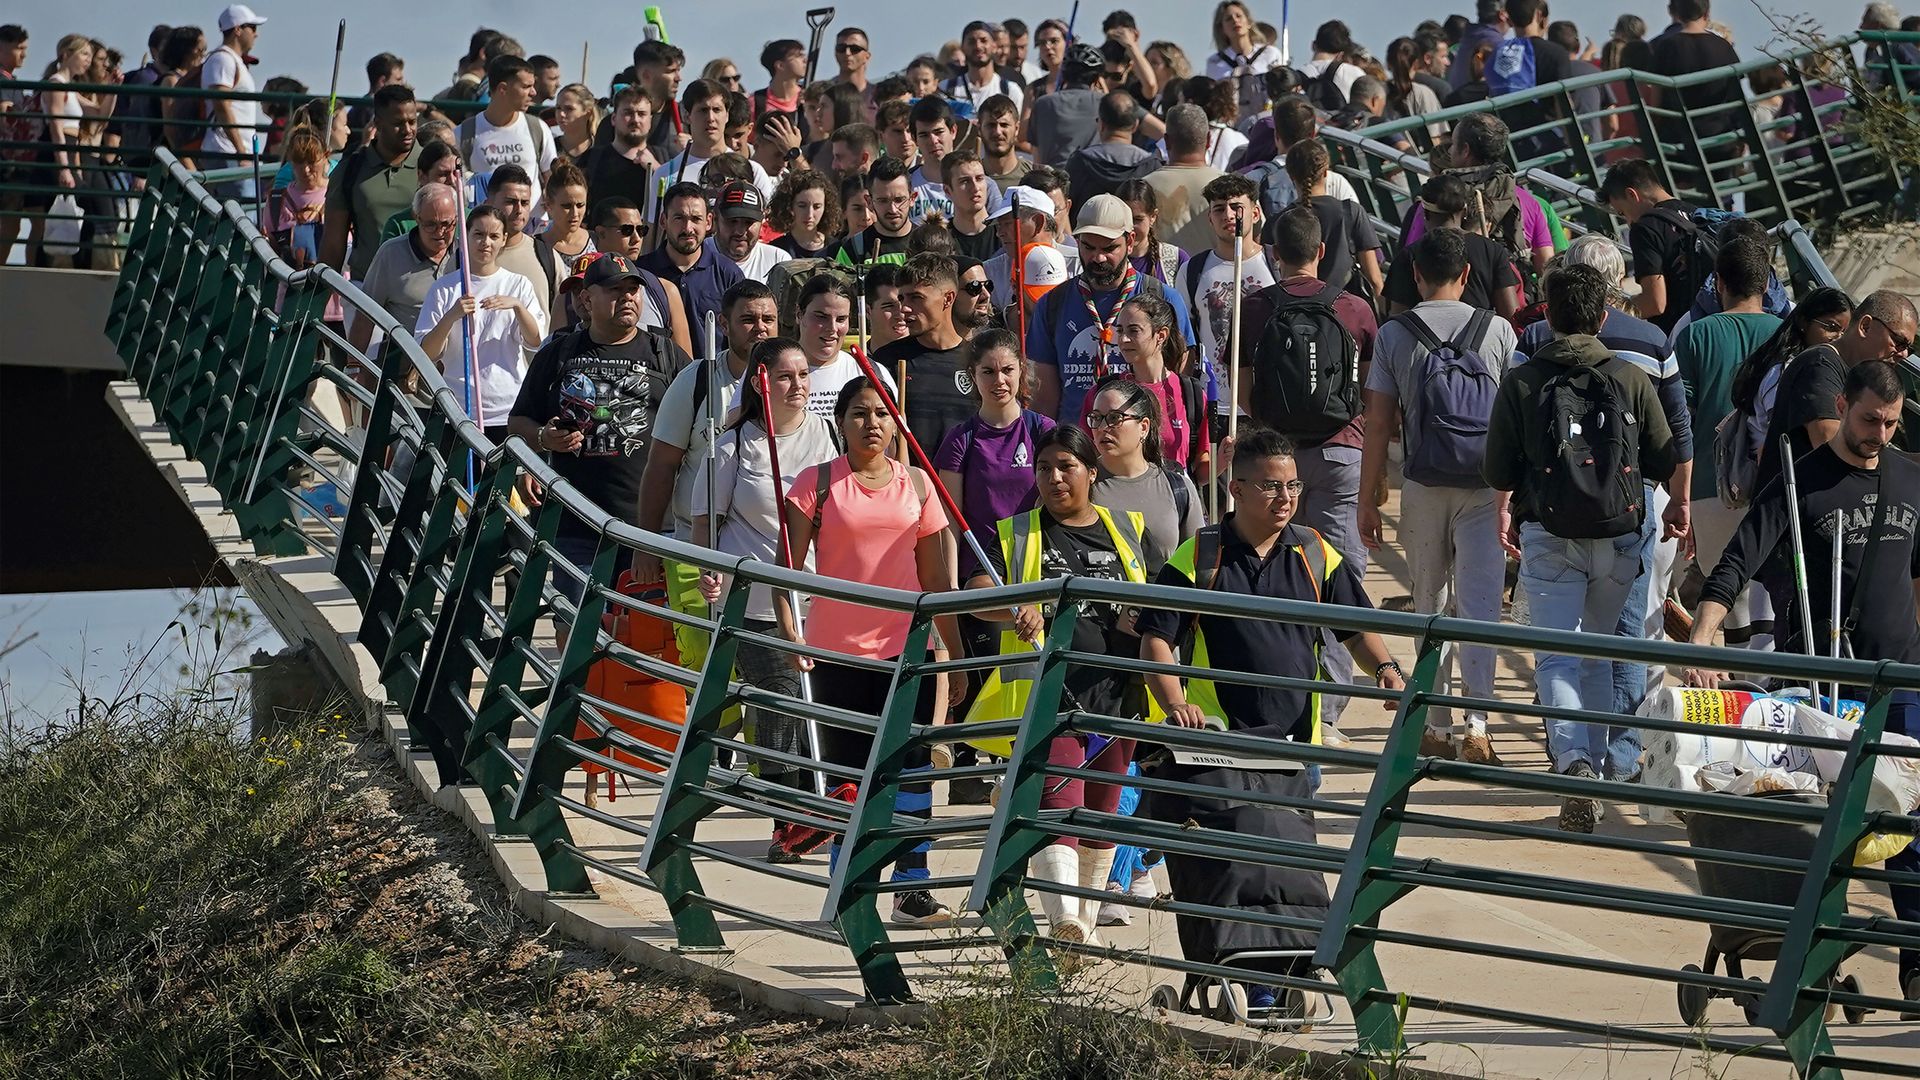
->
<box><xmin>1077</xmin><ymin>266</ymin><xmax>1140</xmax><ymax>379</ymax></box>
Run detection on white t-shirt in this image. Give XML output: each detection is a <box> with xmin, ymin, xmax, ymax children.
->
<box><xmin>414</xmin><ymin>268</ymin><xmax>544</xmax><ymax>424</ymax></box>
<box><xmin>730</xmin><ymin>241</ymin><xmax>792</xmax><ymax>283</ymax></box>
<box><xmin>1205</xmin><ymin>44</ymin><xmax>1285</xmax><ymax>125</ymax></box>
<box><xmin>1175</xmin><ymin>245</ymin><xmax>1276</xmax><ymax>375</ymax></box>
<box><xmin>198</xmin><ymin>46</ymin><xmax>257</xmax><ymax>156</ymax></box>
<box><xmin>464</xmin><ymin>111</ymin><xmax>559</xmax><ymax>214</ymax></box>
<box><xmin>692</xmin><ymin>415</ymin><xmax>842</xmax><ymax>620</ymax></box>
<box><xmin>654</xmin><ymin>355</ymin><xmax>747</xmax><ymax>538</ymax></box>
<box><xmin>941</xmin><ymin>71</ymin><xmax>1024</xmax><ymax>117</ymax></box>
<box><xmin>660</xmin><ymin>152</ymin><xmax>778</xmax><ymax>201</ymax></box>
<box><xmin>1300</xmin><ymin>56</ymin><xmax>1365</xmax><ymax>100</ymax></box>
<box><xmin>792</xmin><ymin>351</ymin><xmax>897</xmax><ymax>418</ymax></box>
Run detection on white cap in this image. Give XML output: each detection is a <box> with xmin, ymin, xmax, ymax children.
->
<box><xmin>217</xmin><ymin>4</ymin><xmax>268</xmax><ymax>31</ymax></box>
<box><xmin>988</xmin><ymin>185</ymin><xmax>1054</xmax><ymax>221</ymax></box>
<box><xmin>1022</xmin><ymin>244</ymin><xmax>1070</xmax><ymax>290</ymax></box>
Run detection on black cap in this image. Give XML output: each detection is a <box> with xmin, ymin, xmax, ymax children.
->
<box><xmin>580</xmin><ymin>252</ymin><xmax>645</xmax><ymax>289</ymax></box>
<box><xmin>717</xmin><ymin>181</ymin><xmax>767</xmax><ymax>221</ymax></box>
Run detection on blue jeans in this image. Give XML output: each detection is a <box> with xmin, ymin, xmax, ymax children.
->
<box><xmin>1519</xmin><ymin>522</ymin><xmax>1651</xmax><ymax>778</ymax></box>
<box><xmin>1610</xmin><ymin>490</ymin><xmax>1664</xmax><ymax>716</ymax></box>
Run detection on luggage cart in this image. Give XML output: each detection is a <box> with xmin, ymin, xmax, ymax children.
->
<box><xmin>1146</xmin><ymin>949</ymin><xmax>1337</xmax><ymax>1030</ymax></box>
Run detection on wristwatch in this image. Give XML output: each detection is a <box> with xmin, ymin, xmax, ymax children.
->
<box><xmin>785</xmin><ymin>146</ymin><xmax>803</xmax><ymax>162</ymax></box>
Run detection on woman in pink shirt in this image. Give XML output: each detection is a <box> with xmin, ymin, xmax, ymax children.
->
<box><xmin>778</xmin><ymin>377</ymin><xmax>966</xmax><ymax>928</ymax></box>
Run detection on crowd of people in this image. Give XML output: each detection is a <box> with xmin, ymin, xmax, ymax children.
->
<box><xmin>8</xmin><ymin>0</ymin><xmax>1919</xmax><ymax>1009</ymax></box>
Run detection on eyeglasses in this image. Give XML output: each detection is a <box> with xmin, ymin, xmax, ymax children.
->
<box><xmin>1084</xmin><ymin>410</ymin><xmax>1145</xmax><ymax>429</ymax></box>
<box><xmin>835</xmin><ymin>43</ymin><xmax>868</xmax><ymax>54</ymax></box>
<box><xmin>1811</xmin><ymin>316</ymin><xmax>1845</xmax><ymax>334</ymax></box>
<box><xmin>418</xmin><ymin>217</ymin><xmax>458</xmax><ymax>230</ymax></box>
<box><xmin>963</xmin><ymin>279</ymin><xmax>994</xmax><ymax>296</ymax></box>
<box><xmin>1246</xmin><ymin>478</ymin><xmax>1306</xmax><ymax>499</ymax></box>
<box><xmin>1871</xmin><ymin>314</ymin><xmax>1914</xmax><ymax>357</ymax></box>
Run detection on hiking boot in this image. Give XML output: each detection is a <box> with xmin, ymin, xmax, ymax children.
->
<box><xmin>948</xmin><ymin>775</ymin><xmax>994</xmax><ymax>805</ymax></box>
<box><xmin>1558</xmin><ymin>760</ymin><xmax>1602</xmax><ymax>834</ymax></box>
<box><xmin>1459</xmin><ymin>732</ymin><xmax>1505</xmax><ymax>766</ymax></box>
<box><xmin>1418</xmin><ymin>729</ymin><xmax>1457</xmax><ymax>760</ymax></box>
<box><xmin>890</xmin><ymin>889</ymin><xmax>953</xmax><ymax>927</ymax></box>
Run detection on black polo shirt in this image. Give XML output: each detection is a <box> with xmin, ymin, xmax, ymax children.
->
<box><xmin>1136</xmin><ymin>518</ymin><xmax>1372</xmax><ymax>742</ymax></box>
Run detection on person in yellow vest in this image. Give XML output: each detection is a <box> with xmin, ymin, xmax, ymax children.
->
<box><xmin>1134</xmin><ymin>425</ymin><xmax>1406</xmax><ymax>1014</ymax></box>
<box><xmin>965</xmin><ymin>424</ymin><xmax>1152</xmax><ymax>953</ymax></box>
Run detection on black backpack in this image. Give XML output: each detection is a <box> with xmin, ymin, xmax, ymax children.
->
<box><xmin>1250</xmin><ymin>279</ymin><xmax>1360</xmax><ymax>445</ymax></box>
<box><xmin>1528</xmin><ymin>359</ymin><xmax>1645</xmax><ymax>539</ymax></box>
<box><xmin>1642</xmin><ymin>204</ymin><xmax>1739</xmax><ymax>322</ymax></box>
<box><xmin>1305</xmin><ymin>62</ymin><xmax>1352</xmax><ymax>113</ymax></box>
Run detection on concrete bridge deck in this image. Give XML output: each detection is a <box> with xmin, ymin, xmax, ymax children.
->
<box><xmin>110</xmin><ymin>378</ymin><xmax>1920</xmax><ymax>1080</ymax></box>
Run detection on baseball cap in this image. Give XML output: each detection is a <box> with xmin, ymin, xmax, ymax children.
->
<box><xmin>580</xmin><ymin>252</ymin><xmax>645</xmax><ymax>290</ymax></box>
<box><xmin>717</xmin><ymin>181</ymin><xmax>766</xmax><ymax>221</ymax></box>
<box><xmin>217</xmin><ymin>4</ymin><xmax>268</xmax><ymax>31</ymax></box>
<box><xmin>988</xmin><ymin>186</ymin><xmax>1053</xmax><ymax>222</ymax></box>
<box><xmin>1072</xmin><ymin>193</ymin><xmax>1132</xmax><ymax>240</ymax></box>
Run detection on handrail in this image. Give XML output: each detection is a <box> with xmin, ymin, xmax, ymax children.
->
<box><xmin>106</xmin><ymin>149</ymin><xmax>1920</xmax><ymax>1079</ymax></box>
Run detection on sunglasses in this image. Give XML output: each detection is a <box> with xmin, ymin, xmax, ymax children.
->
<box><xmin>963</xmin><ymin>279</ymin><xmax>994</xmax><ymax>296</ymax></box>
<box><xmin>1871</xmin><ymin>314</ymin><xmax>1914</xmax><ymax>357</ymax></box>
<box><xmin>605</xmin><ymin>222</ymin><xmax>647</xmax><ymax>237</ymax></box>
<box><xmin>835</xmin><ymin>43</ymin><xmax>868</xmax><ymax>54</ymax></box>
<box><xmin>719</xmin><ymin>73</ymin><xmax>742</xmax><ymax>85</ymax></box>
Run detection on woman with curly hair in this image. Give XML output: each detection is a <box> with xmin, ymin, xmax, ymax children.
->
<box><xmin>768</xmin><ymin>169</ymin><xmax>842</xmax><ymax>259</ymax></box>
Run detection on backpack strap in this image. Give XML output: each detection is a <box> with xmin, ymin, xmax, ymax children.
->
<box><xmin>1192</xmin><ymin>525</ymin><xmax>1225</xmax><ymax>591</ymax></box>
<box><xmin>1394</xmin><ymin>310</ymin><xmax>1445</xmax><ymax>355</ymax></box>
<box><xmin>527</xmin><ymin>110</ymin><xmax>549</xmax><ymax>161</ymax></box>
<box><xmin>1457</xmin><ymin>308</ymin><xmax>1496</xmax><ymax>352</ymax></box>
<box><xmin>1181</xmin><ymin>250</ymin><xmax>1211</xmax><ymax>325</ymax></box>
<box><xmin>810</xmin><ymin>459</ymin><xmax>835</xmax><ymax>529</ymax></box>
<box><xmin>456</xmin><ymin>115</ymin><xmax>476</xmax><ymax>165</ymax></box>
<box><xmin>1180</xmin><ymin>373</ymin><xmax>1206</xmax><ymax>468</ymax></box>
<box><xmin>1162</xmin><ymin>461</ymin><xmax>1191</xmax><ymax>526</ymax></box>
<box><xmin>1293</xmin><ymin>527</ymin><xmax>1332</xmax><ymax>602</ymax></box>
<box><xmin>530</xmin><ymin>235</ymin><xmax>559</xmax><ymax>302</ymax></box>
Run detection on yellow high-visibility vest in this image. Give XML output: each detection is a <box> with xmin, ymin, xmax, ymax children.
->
<box><xmin>962</xmin><ymin>505</ymin><xmax>1151</xmax><ymax>757</ymax></box>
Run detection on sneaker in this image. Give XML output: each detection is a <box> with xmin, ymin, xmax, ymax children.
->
<box><xmin>766</xmin><ymin>838</ymin><xmax>802</xmax><ymax>864</ymax></box>
<box><xmin>1459</xmin><ymin>732</ymin><xmax>1505</xmax><ymax>766</ymax></box>
<box><xmin>1418</xmin><ymin>729</ymin><xmax>1457</xmax><ymax>760</ymax></box>
<box><xmin>1246</xmin><ymin>984</ymin><xmax>1277</xmax><ymax>1012</ymax></box>
<box><xmin>929</xmin><ymin>743</ymin><xmax>954</xmax><ymax>770</ymax></box>
<box><xmin>1096</xmin><ymin>882</ymin><xmax>1132</xmax><ymax>926</ymax></box>
<box><xmin>1320</xmin><ymin>724</ymin><xmax>1352</xmax><ymax>750</ymax></box>
<box><xmin>948</xmin><ymin>775</ymin><xmax>994</xmax><ymax>805</ymax></box>
<box><xmin>891</xmin><ymin>889</ymin><xmax>953</xmax><ymax>927</ymax></box>
<box><xmin>1558</xmin><ymin>761</ymin><xmax>1602</xmax><ymax>834</ymax></box>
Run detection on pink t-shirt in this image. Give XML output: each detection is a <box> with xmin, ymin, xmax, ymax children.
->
<box><xmin>1078</xmin><ymin>371</ymin><xmax>1209</xmax><ymax>469</ymax></box>
<box><xmin>788</xmin><ymin>456</ymin><xmax>948</xmax><ymax>660</ymax></box>
<box><xmin>1402</xmin><ymin>184</ymin><xmax>1553</xmax><ymax>253</ymax></box>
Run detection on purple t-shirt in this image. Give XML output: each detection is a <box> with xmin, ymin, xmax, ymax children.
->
<box><xmin>933</xmin><ymin>409</ymin><xmax>1056</xmax><ymax>578</ymax></box>
<box><xmin>1403</xmin><ymin>185</ymin><xmax>1553</xmax><ymax>253</ymax></box>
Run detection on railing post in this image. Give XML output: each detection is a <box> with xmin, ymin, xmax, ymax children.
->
<box><xmin>228</xmin><ymin>283</ymin><xmax>324</xmax><ymax>556</ymax></box>
<box><xmin>1760</xmin><ymin>682</ymin><xmax>1895</xmax><ymax>1080</ymax></box>
<box><xmin>406</xmin><ymin>453</ymin><xmax>523</xmax><ymax>786</ymax></box>
<box><xmin>105</xmin><ymin>167</ymin><xmax>163</xmax><ymax>345</ymax></box>
<box><xmin>1314</xmin><ymin>631</ymin><xmax>1443</xmax><ymax>1055</ymax></box>
<box><xmin>336</xmin><ymin>340</ymin><xmax>405</xmax><ymax>605</ymax></box>
<box><xmin>159</xmin><ymin>215</ymin><xmax>243</xmax><ymax>441</ymax></box>
<box><xmin>823</xmin><ymin>612</ymin><xmax>939</xmax><ymax>1004</ymax></box>
<box><xmin>464</xmin><ymin>498</ymin><xmax>566</xmax><ymax>822</ymax></box>
<box><xmin>127</xmin><ymin>187</ymin><xmax>199</xmax><ymax>397</ymax></box>
<box><xmin>185</xmin><ymin>252</ymin><xmax>270</xmax><ymax>460</ymax></box>
<box><xmin>1558</xmin><ymin>86</ymin><xmax>1603</xmax><ymax>194</ymax></box>
<box><xmin>505</xmin><ymin>532</ymin><xmax>625</xmax><ymax>897</ymax></box>
<box><xmin>1788</xmin><ymin>60</ymin><xmax>1851</xmax><ymax>224</ymax></box>
<box><xmin>638</xmin><ymin>570</ymin><xmax>749</xmax><ymax>949</ymax></box>
<box><xmin>967</xmin><ymin>593</ymin><xmax>1080</xmax><ymax>991</ymax></box>
<box><xmin>373</xmin><ymin>417</ymin><xmax>464</xmax><ymax>715</ymax></box>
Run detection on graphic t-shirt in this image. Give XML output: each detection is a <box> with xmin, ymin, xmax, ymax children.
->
<box><xmin>511</xmin><ymin>328</ymin><xmax>691</xmax><ymax>537</ymax></box>
<box><xmin>464</xmin><ymin>111</ymin><xmax>560</xmax><ymax>215</ymax></box>
<box><xmin>414</xmin><ymin>268</ymin><xmax>544</xmax><ymax>423</ymax></box>
<box><xmin>982</xmin><ymin>510</ymin><xmax>1145</xmax><ymax>718</ymax></box>
<box><xmin>1176</xmin><ymin>247</ymin><xmax>1277</xmax><ymax>380</ymax></box>
<box><xmin>934</xmin><ymin>411</ymin><xmax>1056</xmax><ymax>577</ymax></box>
<box><xmin>800</xmin><ymin>351</ymin><xmax>897</xmax><ymax>418</ymax></box>
<box><xmin>874</xmin><ymin>336</ymin><xmax>976</xmax><ymax>454</ymax></box>
<box><xmin>654</xmin><ymin>355</ymin><xmax>748</xmax><ymax>538</ymax></box>
<box><xmin>1025</xmin><ymin>273</ymin><xmax>1197</xmax><ymax>426</ymax></box>
<box><xmin>692</xmin><ymin>415</ymin><xmax>841</xmax><ymax>620</ymax></box>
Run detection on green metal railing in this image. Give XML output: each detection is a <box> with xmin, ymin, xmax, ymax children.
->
<box><xmin>105</xmin><ymin>149</ymin><xmax>1919</xmax><ymax>1078</ymax></box>
<box><xmin>1328</xmin><ymin>30</ymin><xmax>1920</xmax><ymax>237</ymax></box>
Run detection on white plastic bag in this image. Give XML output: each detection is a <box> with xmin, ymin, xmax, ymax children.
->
<box><xmin>1792</xmin><ymin>704</ymin><xmax>1920</xmax><ymax>816</ymax></box>
<box><xmin>43</xmin><ymin>193</ymin><xmax>82</xmax><ymax>257</ymax></box>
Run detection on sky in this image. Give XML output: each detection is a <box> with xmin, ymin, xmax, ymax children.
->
<box><xmin>9</xmin><ymin>1</ymin><xmax>1879</xmax><ymax>96</ymax></box>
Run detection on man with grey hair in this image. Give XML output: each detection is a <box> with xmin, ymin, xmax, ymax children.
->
<box><xmin>1143</xmin><ymin>103</ymin><xmax>1224</xmax><ymax>252</ymax></box>
<box><xmin>1330</xmin><ymin>76</ymin><xmax>1387</xmax><ymax>130</ymax></box>
<box><xmin>349</xmin><ymin>182</ymin><xmax>461</xmax><ymax>357</ymax></box>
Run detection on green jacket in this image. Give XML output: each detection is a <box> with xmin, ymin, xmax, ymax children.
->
<box><xmin>1484</xmin><ymin>333</ymin><xmax>1677</xmax><ymax>516</ymax></box>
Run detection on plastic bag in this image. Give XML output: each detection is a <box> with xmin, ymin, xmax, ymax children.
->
<box><xmin>43</xmin><ymin>193</ymin><xmax>82</xmax><ymax>257</ymax></box>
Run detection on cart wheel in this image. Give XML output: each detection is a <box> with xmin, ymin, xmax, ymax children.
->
<box><xmin>1741</xmin><ymin>977</ymin><xmax>1766</xmax><ymax>1027</ymax></box>
<box><xmin>1147</xmin><ymin>983</ymin><xmax>1181</xmax><ymax>1013</ymax></box>
<box><xmin>1839</xmin><ymin>975</ymin><xmax>1867</xmax><ymax>1025</ymax></box>
<box><xmin>1217</xmin><ymin>982</ymin><xmax>1248</xmax><ymax>1024</ymax></box>
<box><xmin>1677</xmin><ymin>963</ymin><xmax>1710</xmax><ymax>1027</ymax></box>
<box><xmin>1284</xmin><ymin>989</ymin><xmax>1316</xmax><ymax>1033</ymax></box>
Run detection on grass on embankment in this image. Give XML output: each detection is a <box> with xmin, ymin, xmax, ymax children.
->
<box><xmin>0</xmin><ymin>710</ymin><xmax>1320</xmax><ymax>1079</ymax></box>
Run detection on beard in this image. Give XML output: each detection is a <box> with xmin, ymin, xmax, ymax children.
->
<box><xmin>1081</xmin><ymin>260</ymin><xmax>1124</xmax><ymax>289</ymax></box>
